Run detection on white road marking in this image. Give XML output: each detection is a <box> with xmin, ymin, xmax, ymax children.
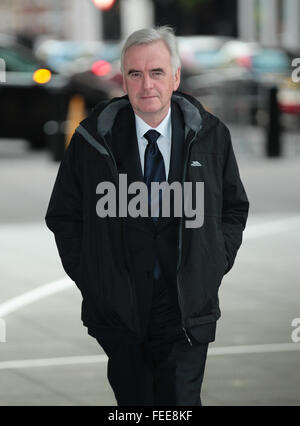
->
<box><xmin>0</xmin><ymin>277</ymin><xmax>73</xmax><ymax>318</ymax></box>
<box><xmin>0</xmin><ymin>215</ymin><xmax>299</xmax><ymax>371</ymax></box>
<box><xmin>0</xmin><ymin>216</ymin><xmax>299</xmax><ymax>319</ymax></box>
<box><xmin>244</xmin><ymin>216</ymin><xmax>300</xmax><ymax>240</ymax></box>
<box><xmin>0</xmin><ymin>343</ymin><xmax>299</xmax><ymax>370</ymax></box>
<box><xmin>0</xmin><ymin>355</ymin><xmax>107</xmax><ymax>370</ymax></box>
<box><xmin>208</xmin><ymin>342</ymin><xmax>300</xmax><ymax>355</ymax></box>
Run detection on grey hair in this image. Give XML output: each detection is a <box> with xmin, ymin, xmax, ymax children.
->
<box><xmin>120</xmin><ymin>26</ymin><xmax>181</xmax><ymax>75</ymax></box>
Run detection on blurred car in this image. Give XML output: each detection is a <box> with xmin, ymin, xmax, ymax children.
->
<box><xmin>34</xmin><ymin>39</ymin><xmax>121</xmax><ymax>74</ymax></box>
<box><xmin>182</xmin><ymin>39</ymin><xmax>297</xmax><ymax>127</ymax></box>
<box><xmin>67</xmin><ymin>41</ymin><xmax>124</xmax><ymax>109</ymax></box>
<box><xmin>251</xmin><ymin>49</ymin><xmax>291</xmax><ymax>76</ymax></box>
<box><xmin>213</xmin><ymin>40</ymin><xmax>260</xmax><ymax>68</ymax></box>
<box><xmin>35</xmin><ymin>38</ymin><xmax>124</xmax><ymax>108</ymax></box>
<box><xmin>0</xmin><ymin>35</ymin><xmax>113</xmax><ymax>160</ymax></box>
<box><xmin>278</xmin><ymin>79</ymin><xmax>300</xmax><ymax>115</ymax></box>
<box><xmin>0</xmin><ymin>35</ymin><xmax>72</xmax><ymax>150</ymax></box>
<box><xmin>214</xmin><ymin>40</ymin><xmax>291</xmax><ymax>83</ymax></box>
<box><xmin>177</xmin><ymin>35</ymin><xmax>232</xmax><ymax>78</ymax></box>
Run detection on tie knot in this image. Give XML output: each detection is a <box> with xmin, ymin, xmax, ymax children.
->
<box><xmin>144</xmin><ymin>129</ymin><xmax>160</xmax><ymax>145</ymax></box>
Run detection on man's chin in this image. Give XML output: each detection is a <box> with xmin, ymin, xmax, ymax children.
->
<box><xmin>139</xmin><ymin>98</ymin><xmax>159</xmax><ymax>107</ymax></box>
<box><xmin>138</xmin><ymin>107</ymin><xmax>161</xmax><ymax>115</ymax></box>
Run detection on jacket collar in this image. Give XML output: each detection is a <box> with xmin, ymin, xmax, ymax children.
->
<box><xmin>95</xmin><ymin>92</ymin><xmax>206</xmax><ymax>140</ymax></box>
<box><xmin>78</xmin><ymin>91</ymin><xmax>219</xmax><ymax>145</ymax></box>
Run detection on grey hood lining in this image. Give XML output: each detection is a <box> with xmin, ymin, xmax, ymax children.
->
<box><xmin>97</xmin><ymin>98</ymin><xmax>129</xmax><ymax>139</ymax></box>
<box><xmin>76</xmin><ymin>125</ymin><xmax>109</xmax><ymax>156</ymax></box>
<box><xmin>172</xmin><ymin>93</ymin><xmax>202</xmax><ymax>136</ymax></box>
<box><xmin>96</xmin><ymin>94</ymin><xmax>202</xmax><ymax>139</ymax></box>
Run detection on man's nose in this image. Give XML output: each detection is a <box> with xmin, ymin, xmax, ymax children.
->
<box><xmin>142</xmin><ymin>74</ymin><xmax>153</xmax><ymax>89</ymax></box>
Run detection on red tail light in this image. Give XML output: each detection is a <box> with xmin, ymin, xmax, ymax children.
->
<box><xmin>236</xmin><ymin>56</ymin><xmax>252</xmax><ymax>69</ymax></box>
<box><xmin>91</xmin><ymin>60</ymin><xmax>111</xmax><ymax>76</ymax></box>
<box><xmin>92</xmin><ymin>0</ymin><xmax>116</xmax><ymax>11</ymax></box>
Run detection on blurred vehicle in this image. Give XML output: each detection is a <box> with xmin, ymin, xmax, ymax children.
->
<box><xmin>251</xmin><ymin>49</ymin><xmax>290</xmax><ymax>76</ymax></box>
<box><xmin>35</xmin><ymin>38</ymin><xmax>124</xmax><ymax>108</ymax></box>
<box><xmin>177</xmin><ymin>35</ymin><xmax>232</xmax><ymax>78</ymax></box>
<box><xmin>34</xmin><ymin>39</ymin><xmax>121</xmax><ymax>74</ymax></box>
<box><xmin>277</xmin><ymin>78</ymin><xmax>300</xmax><ymax>131</ymax></box>
<box><xmin>68</xmin><ymin>42</ymin><xmax>124</xmax><ymax>110</ymax></box>
<box><xmin>214</xmin><ymin>40</ymin><xmax>291</xmax><ymax>83</ymax></box>
<box><xmin>278</xmin><ymin>79</ymin><xmax>300</xmax><ymax>115</ymax></box>
<box><xmin>181</xmin><ymin>66</ymin><xmax>260</xmax><ymax>125</ymax></box>
<box><xmin>213</xmin><ymin>40</ymin><xmax>260</xmax><ymax>69</ymax></box>
<box><xmin>0</xmin><ymin>34</ymin><xmax>71</xmax><ymax>150</ymax></box>
<box><xmin>0</xmin><ymin>35</ymin><xmax>114</xmax><ymax>159</ymax></box>
<box><xmin>182</xmin><ymin>39</ymin><xmax>298</xmax><ymax>128</ymax></box>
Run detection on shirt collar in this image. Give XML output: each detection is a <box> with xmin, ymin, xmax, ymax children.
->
<box><xmin>135</xmin><ymin>107</ymin><xmax>171</xmax><ymax>140</ymax></box>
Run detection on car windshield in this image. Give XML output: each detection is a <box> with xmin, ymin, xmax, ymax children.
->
<box><xmin>0</xmin><ymin>46</ymin><xmax>38</xmax><ymax>72</ymax></box>
<box><xmin>252</xmin><ymin>50</ymin><xmax>289</xmax><ymax>74</ymax></box>
<box><xmin>194</xmin><ymin>50</ymin><xmax>219</xmax><ymax>66</ymax></box>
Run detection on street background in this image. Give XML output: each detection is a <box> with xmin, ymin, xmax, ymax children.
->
<box><xmin>0</xmin><ymin>0</ymin><xmax>300</xmax><ymax>406</ymax></box>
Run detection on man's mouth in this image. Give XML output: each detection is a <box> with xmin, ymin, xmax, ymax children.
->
<box><xmin>140</xmin><ymin>95</ymin><xmax>157</xmax><ymax>99</ymax></box>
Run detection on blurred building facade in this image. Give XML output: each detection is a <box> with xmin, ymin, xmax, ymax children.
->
<box><xmin>0</xmin><ymin>0</ymin><xmax>153</xmax><ymax>42</ymax></box>
<box><xmin>153</xmin><ymin>0</ymin><xmax>238</xmax><ymax>37</ymax></box>
<box><xmin>0</xmin><ymin>0</ymin><xmax>102</xmax><ymax>41</ymax></box>
<box><xmin>0</xmin><ymin>0</ymin><xmax>299</xmax><ymax>52</ymax></box>
<box><xmin>238</xmin><ymin>0</ymin><xmax>300</xmax><ymax>52</ymax></box>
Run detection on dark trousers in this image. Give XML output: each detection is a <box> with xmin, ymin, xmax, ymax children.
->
<box><xmin>96</xmin><ymin>278</ymin><xmax>209</xmax><ymax>406</ymax></box>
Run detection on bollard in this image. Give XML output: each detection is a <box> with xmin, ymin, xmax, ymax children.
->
<box><xmin>266</xmin><ymin>86</ymin><xmax>281</xmax><ymax>157</ymax></box>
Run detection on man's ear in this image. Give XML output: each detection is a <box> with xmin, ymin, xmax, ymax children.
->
<box><xmin>173</xmin><ymin>67</ymin><xmax>181</xmax><ymax>91</ymax></box>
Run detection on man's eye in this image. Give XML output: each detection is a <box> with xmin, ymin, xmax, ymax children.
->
<box><xmin>151</xmin><ymin>71</ymin><xmax>164</xmax><ymax>79</ymax></box>
<box><xmin>130</xmin><ymin>73</ymin><xmax>141</xmax><ymax>78</ymax></box>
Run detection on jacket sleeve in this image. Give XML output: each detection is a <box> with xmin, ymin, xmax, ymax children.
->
<box><xmin>221</xmin><ymin>125</ymin><xmax>249</xmax><ymax>274</ymax></box>
<box><xmin>45</xmin><ymin>133</ymin><xmax>83</xmax><ymax>283</ymax></box>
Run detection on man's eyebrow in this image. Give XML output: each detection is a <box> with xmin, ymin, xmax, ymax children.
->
<box><xmin>127</xmin><ymin>68</ymin><xmax>165</xmax><ymax>75</ymax></box>
<box><xmin>151</xmin><ymin>68</ymin><xmax>165</xmax><ymax>73</ymax></box>
<box><xmin>127</xmin><ymin>69</ymin><xmax>141</xmax><ymax>75</ymax></box>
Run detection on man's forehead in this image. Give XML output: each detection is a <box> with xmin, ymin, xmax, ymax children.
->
<box><xmin>124</xmin><ymin>40</ymin><xmax>170</xmax><ymax>58</ymax></box>
<box><xmin>123</xmin><ymin>41</ymin><xmax>171</xmax><ymax>68</ymax></box>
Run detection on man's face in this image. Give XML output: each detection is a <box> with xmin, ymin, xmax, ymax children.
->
<box><xmin>122</xmin><ymin>40</ymin><xmax>180</xmax><ymax>126</ymax></box>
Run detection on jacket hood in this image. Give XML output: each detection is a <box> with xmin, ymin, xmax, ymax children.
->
<box><xmin>78</xmin><ymin>91</ymin><xmax>219</xmax><ymax>141</ymax></box>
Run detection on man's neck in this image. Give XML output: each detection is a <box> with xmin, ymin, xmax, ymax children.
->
<box><xmin>135</xmin><ymin>106</ymin><xmax>171</xmax><ymax>128</ymax></box>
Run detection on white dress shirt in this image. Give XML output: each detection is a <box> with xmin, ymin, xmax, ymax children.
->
<box><xmin>134</xmin><ymin>108</ymin><xmax>172</xmax><ymax>179</ymax></box>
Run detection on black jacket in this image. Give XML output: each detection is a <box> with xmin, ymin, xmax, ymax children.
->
<box><xmin>45</xmin><ymin>91</ymin><xmax>249</xmax><ymax>343</ymax></box>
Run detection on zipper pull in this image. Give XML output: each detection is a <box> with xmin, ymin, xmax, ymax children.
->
<box><xmin>182</xmin><ymin>327</ymin><xmax>193</xmax><ymax>346</ymax></box>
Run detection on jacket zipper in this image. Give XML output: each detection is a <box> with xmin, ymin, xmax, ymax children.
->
<box><xmin>177</xmin><ymin>131</ymin><xmax>198</xmax><ymax>347</ymax></box>
<box><xmin>177</xmin><ymin>123</ymin><xmax>213</xmax><ymax>345</ymax></box>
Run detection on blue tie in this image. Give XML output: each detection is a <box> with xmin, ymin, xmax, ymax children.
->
<box><xmin>144</xmin><ymin>130</ymin><xmax>166</xmax><ymax>220</ymax></box>
<box><xmin>144</xmin><ymin>130</ymin><xmax>166</xmax><ymax>279</ymax></box>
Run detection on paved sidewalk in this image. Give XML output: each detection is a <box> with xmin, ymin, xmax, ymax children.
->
<box><xmin>0</xmin><ymin>139</ymin><xmax>299</xmax><ymax>406</ymax></box>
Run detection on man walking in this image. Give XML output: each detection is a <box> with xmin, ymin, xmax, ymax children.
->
<box><xmin>45</xmin><ymin>26</ymin><xmax>249</xmax><ymax>406</ymax></box>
